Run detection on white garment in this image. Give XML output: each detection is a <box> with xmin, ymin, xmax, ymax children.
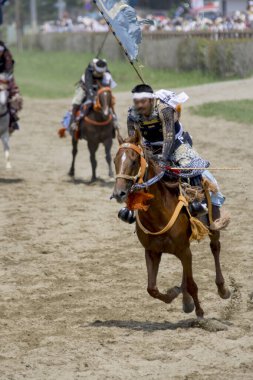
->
<box><xmin>155</xmin><ymin>89</ymin><xmax>189</xmax><ymax>110</ymax></box>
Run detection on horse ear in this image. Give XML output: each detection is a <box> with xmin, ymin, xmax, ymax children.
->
<box><xmin>117</xmin><ymin>131</ymin><xmax>124</xmax><ymax>145</ymax></box>
<box><xmin>133</xmin><ymin>128</ymin><xmax>142</xmax><ymax>145</ymax></box>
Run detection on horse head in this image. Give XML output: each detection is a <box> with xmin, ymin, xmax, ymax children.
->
<box><xmin>94</xmin><ymin>87</ymin><xmax>114</xmax><ymax>118</ymax></box>
<box><xmin>112</xmin><ymin>130</ymin><xmax>148</xmax><ymax>203</ymax></box>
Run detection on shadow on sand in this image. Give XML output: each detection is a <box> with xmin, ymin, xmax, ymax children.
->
<box><xmin>85</xmin><ymin>318</ymin><xmax>231</xmax><ymax>332</ymax></box>
<box><xmin>0</xmin><ymin>178</ymin><xmax>24</xmax><ymax>185</ymax></box>
<box><xmin>64</xmin><ymin>176</ymin><xmax>115</xmax><ymax>189</ymax></box>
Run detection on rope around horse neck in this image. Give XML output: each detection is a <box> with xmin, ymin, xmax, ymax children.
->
<box><xmin>136</xmin><ymin>195</ymin><xmax>188</xmax><ymax>236</ymax></box>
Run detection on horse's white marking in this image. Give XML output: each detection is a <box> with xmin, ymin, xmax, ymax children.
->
<box><xmin>122</xmin><ymin>152</ymin><xmax>127</xmax><ymax>163</ymax></box>
<box><xmin>119</xmin><ymin>152</ymin><xmax>127</xmax><ymax>174</ymax></box>
<box><xmin>5</xmin><ymin>150</ymin><xmax>11</xmax><ymax>169</ymax></box>
<box><xmin>102</xmin><ymin>92</ymin><xmax>109</xmax><ymax>116</ymax></box>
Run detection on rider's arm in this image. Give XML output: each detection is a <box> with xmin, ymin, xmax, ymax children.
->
<box><xmin>158</xmin><ymin>102</ymin><xmax>175</xmax><ymax>161</ymax></box>
<box><xmin>127</xmin><ymin>108</ymin><xmax>137</xmax><ymax>136</ymax></box>
<box><xmin>103</xmin><ymin>72</ymin><xmax>117</xmax><ymax>89</ymax></box>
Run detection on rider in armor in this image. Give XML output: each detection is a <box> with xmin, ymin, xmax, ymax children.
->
<box><xmin>70</xmin><ymin>58</ymin><xmax>118</xmax><ymax>132</ymax></box>
<box><xmin>118</xmin><ymin>84</ymin><xmax>225</xmax><ymax>224</ymax></box>
<box><xmin>0</xmin><ymin>41</ymin><xmax>22</xmax><ymax>132</ymax></box>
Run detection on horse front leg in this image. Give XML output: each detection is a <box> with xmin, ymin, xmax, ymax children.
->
<box><xmin>69</xmin><ymin>136</ymin><xmax>78</xmax><ymax>177</ymax></box>
<box><xmin>210</xmin><ymin>206</ymin><xmax>231</xmax><ymax>299</ymax></box>
<box><xmin>88</xmin><ymin>141</ymin><xmax>99</xmax><ymax>182</ymax></box>
<box><xmin>1</xmin><ymin>134</ymin><xmax>11</xmax><ymax>169</ymax></box>
<box><xmin>145</xmin><ymin>250</ymin><xmax>181</xmax><ymax>304</ymax></box>
<box><xmin>5</xmin><ymin>149</ymin><xmax>11</xmax><ymax>169</ymax></box>
<box><xmin>104</xmin><ymin>138</ymin><xmax>113</xmax><ymax>178</ymax></box>
<box><xmin>180</xmin><ymin>247</ymin><xmax>204</xmax><ymax>318</ymax></box>
<box><xmin>181</xmin><ymin>274</ymin><xmax>195</xmax><ymax>314</ymax></box>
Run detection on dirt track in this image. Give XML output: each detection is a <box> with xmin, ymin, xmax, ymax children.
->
<box><xmin>0</xmin><ymin>79</ymin><xmax>253</xmax><ymax>380</ymax></box>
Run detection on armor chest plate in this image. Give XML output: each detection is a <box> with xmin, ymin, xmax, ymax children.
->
<box><xmin>140</xmin><ymin>118</ymin><xmax>163</xmax><ymax>142</ymax></box>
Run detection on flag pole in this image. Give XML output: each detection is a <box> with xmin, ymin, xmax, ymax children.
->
<box><xmin>96</xmin><ymin>30</ymin><xmax>110</xmax><ymax>58</ymax></box>
<box><xmin>93</xmin><ymin>0</ymin><xmax>145</xmax><ymax>84</ymax></box>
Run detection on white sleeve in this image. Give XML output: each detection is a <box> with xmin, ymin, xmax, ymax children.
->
<box><xmin>103</xmin><ymin>72</ymin><xmax>117</xmax><ymax>89</ymax></box>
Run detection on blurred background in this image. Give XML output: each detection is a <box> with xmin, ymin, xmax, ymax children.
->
<box><xmin>0</xmin><ymin>1</ymin><xmax>252</xmax><ymax>98</ymax></box>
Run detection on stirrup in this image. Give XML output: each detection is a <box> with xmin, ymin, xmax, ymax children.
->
<box><xmin>118</xmin><ymin>208</ymin><xmax>136</xmax><ymax>224</ymax></box>
<box><xmin>189</xmin><ymin>201</ymin><xmax>208</xmax><ymax>217</ymax></box>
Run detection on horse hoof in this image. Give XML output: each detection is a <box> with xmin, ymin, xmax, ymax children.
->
<box><xmin>165</xmin><ymin>286</ymin><xmax>181</xmax><ymax>303</ymax></box>
<box><xmin>218</xmin><ymin>287</ymin><xmax>231</xmax><ymax>300</ymax></box>
<box><xmin>183</xmin><ymin>301</ymin><xmax>195</xmax><ymax>314</ymax></box>
<box><xmin>196</xmin><ymin>308</ymin><xmax>204</xmax><ymax>319</ymax></box>
<box><xmin>90</xmin><ymin>177</ymin><xmax>97</xmax><ymax>183</ymax></box>
<box><xmin>68</xmin><ymin>170</ymin><xmax>74</xmax><ymax>177</ymax></box>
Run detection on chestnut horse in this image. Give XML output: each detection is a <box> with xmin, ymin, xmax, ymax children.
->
<box><xmin>69</xmin><ymin>87</ymin><xmax>117</xmax><ymax>182</ymax></box>
<box><xmin>113</xmin><ymin>132</ymin><xmax>230</xmax><ymax>318</ymax></box>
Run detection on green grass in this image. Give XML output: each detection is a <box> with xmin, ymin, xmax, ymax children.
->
<box><xmin>14</xmin><ymin>50</ymin><xmax>221</xmax><ymax>99</ymax></box>
<box><xmin>191</xmin><ymin>100</ymin><xmax>253</xmax><ymax>125</ymax></box>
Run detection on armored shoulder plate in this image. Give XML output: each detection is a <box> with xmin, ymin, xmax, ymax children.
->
<box><xmin>128</xmin><ymin>107</ymin><xmax>141</xmax><ymax>123</ymax></box>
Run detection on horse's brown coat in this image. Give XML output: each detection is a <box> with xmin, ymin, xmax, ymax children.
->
<box><xmin>113</xmin><ymin>132</ymin><xmax>231</xmax><ymax>317</ymax></box>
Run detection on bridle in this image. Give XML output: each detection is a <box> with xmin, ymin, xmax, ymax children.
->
<box><xmin>84</xmin><ymin>86</ymin><xmax>114</xmax><ymax>127</ymax></box>
<box><xmin>115</xmin><ymin>143</ymin><xmax>148</xmax><ymax>184</ymax></box>
<box><xmin>93</xmin><ymin>86</ymin><xmax>114</xmax><ymax>113</ymax></box>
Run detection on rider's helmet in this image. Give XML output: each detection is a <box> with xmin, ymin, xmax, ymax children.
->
<box><xmin>93</xmin><ymin>58</ymin><xmax>107</xmax><ymax>78</ymax></box>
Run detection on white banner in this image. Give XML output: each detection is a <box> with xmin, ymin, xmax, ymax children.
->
<box><xmin>191</xmin><ymin>0</ymin><xmax>204</xmax><ymax>10</ymax></box>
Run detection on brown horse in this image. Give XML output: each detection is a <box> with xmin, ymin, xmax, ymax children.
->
<box><xmin>69</xmin><ymin>87</ymin><xmax>117</xmax><ymax>182</ymax></box>
<box><xmin>113</xmin><ymin>131</ymin><xmax>230</xmax><ymax>318</ymax></box>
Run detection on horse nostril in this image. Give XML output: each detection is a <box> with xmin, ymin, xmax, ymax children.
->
<box><xmin>120</xmin><ymin>191</ymin><xmax>126</xmax><ymax>198</ymax></box>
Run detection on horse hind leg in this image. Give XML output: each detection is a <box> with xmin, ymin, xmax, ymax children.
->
<box><xmin>180</xmin><ymin>247</ymin><xmax>204</xmax><ymax>318</ymax></box>
<box><xmin>69</xmin><ymin>136</ymin><xmax>78</xmax><ymax>177</ymax></box>
<box><xmin>209</xmin><ymin>208</ymin><xmax>231</xmax><ymax>299</ymax></box>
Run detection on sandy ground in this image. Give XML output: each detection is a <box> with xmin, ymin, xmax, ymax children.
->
<box><xmin>0</xmin><ymin>78</ymin><xmax>253</xmax><ymax>380</ymax></box>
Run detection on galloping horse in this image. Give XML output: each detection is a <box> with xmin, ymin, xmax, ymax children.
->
<box><xmin>113</xmin><ymin>131</ymin><xmax>230</xmax><ymax>318</ymax></box>
<box><xmin>0</xmin><ymin>74</ymin><xmax>11</xmax><ymax>169</ymax></box>
<box><xmin>69</xmin><ymin>86</ymin><xmax>117</xmax><ymax>182</ymax></box>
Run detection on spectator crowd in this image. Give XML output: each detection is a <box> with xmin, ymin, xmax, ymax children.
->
<box><xmin>41</xmin><ymin>6</ymin><xmax>253</xmax><ymax>34</ymax></box>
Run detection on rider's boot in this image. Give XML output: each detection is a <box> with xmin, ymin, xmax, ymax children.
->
<box><xmin>188</xmin><ymin>174</ymin><xmax>208</xmax><ymax>217</ymax></box>
<box><xmin>69</xmin><ymin>104</ymin><xmax>80</xmax><ymax>131</ymax></box>
<box><xmin>118</xmin><ymin>208</ymin><xmax>136</xmax><ymax>224</ymax></box>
